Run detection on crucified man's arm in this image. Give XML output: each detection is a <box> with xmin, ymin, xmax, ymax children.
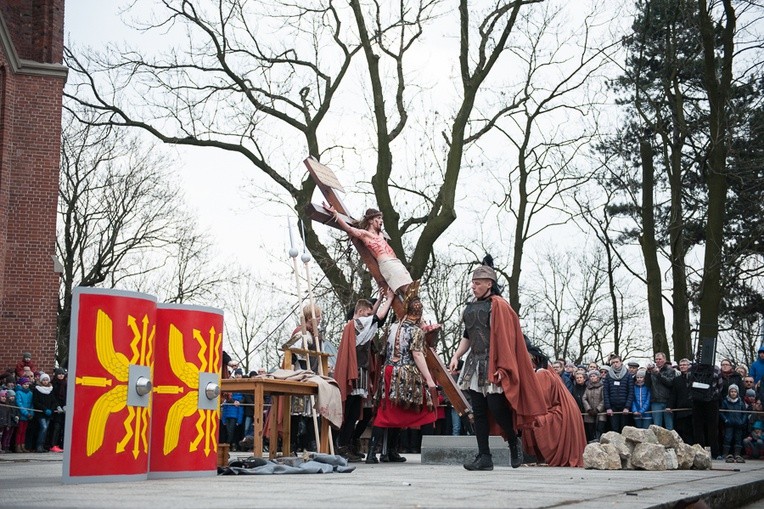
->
<box><xmin>323</xmin><ymin>202</ymin><xmax>369</xmax><ymax>241</ymax></box>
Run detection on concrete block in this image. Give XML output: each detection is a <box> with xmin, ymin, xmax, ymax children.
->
<box><xmin>421</xmin><ymin>436</ymin><xmax>510</xmax><ymax>465</ymax></box>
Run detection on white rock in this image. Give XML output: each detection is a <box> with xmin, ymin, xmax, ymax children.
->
<box><xmin>600</xmin><ymin>431</ymin><xmax>632</xmax><ymax>459</ymax></box>
<box><xmin>631</xmin><ymin>442</ymin><xmax>668</xmax><ymax>470</ymax></box>
<box><xmin>583</xmin><ymin>443</ymin><xmax>618</xmax><ymax>470</ymax></box>
<box><xmin>691</xmin><ymin>443</ymin><xmax>712</xmax><ymax>470</ymax></box>
<box><xmin>664</xmin><ymin>448</ymin><xmax>679</xmax><ymax>470</ymax></box>
<box><xmin>622</xmin><ymin>426</ymin><xmax>658</xmax><ymax>444</ymax></box>
<box><xmin>650</xmin><ymin>425</ymin><xmax>683</xmax><ymax>449</ymax></box>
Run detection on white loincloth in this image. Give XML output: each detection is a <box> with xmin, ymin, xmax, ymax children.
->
<box><xmin>378</xmin><ymin>257</ymin><xmax>413</xmax><ymax>292</ymax></box>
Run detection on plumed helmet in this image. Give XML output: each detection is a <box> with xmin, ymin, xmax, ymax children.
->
<box><xmin>472</xmin><ymin>254</ymin><xmax>497</xmax><ymax>282</ymax></box>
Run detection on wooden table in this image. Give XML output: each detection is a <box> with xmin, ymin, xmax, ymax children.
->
<box><xmin>220</xmin><ymin>377</ymin><xmax>329</xmax><ymax>458</ymax></box>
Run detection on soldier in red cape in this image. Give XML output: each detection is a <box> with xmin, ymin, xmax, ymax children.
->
<box><xmin>449</xmin><ymin>257</ymin><xmax>546</xmax><ymax>471</ymax></box>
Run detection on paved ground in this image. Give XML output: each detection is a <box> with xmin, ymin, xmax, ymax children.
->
<box><xmin>0</xmin><ymin>452</ymin><xmax>762</xmax><ymax>508</ymax></box>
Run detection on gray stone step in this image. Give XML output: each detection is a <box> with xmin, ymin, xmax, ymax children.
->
<box><xmin>421</xmin><ymin>435</ymin><xmax>510</xmax><ymax>465</ymax></box>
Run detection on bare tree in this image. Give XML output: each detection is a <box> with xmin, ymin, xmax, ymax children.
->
<box><xmin>479</xmin><ymin>2</ymin><xmax>616</xmax><ymax>312</ymax></box>
<box><xmin>523</xmin><ymin>246</ymin><xmax>645</xmax><ymax>363</ymax></box>
<box><xmin>223</xmin><ymin>275</ymin><xmax>293</xmax><ymax>372</ymax></box>
<box><xmin>56</xmin><ymin>109</ymin><xmax>183</xmax><ymax>367</ymax></box>
<box><xmin>63</xmin><ymin>0</ymin><xmax>553</xmax><ymax>307</ymax></box>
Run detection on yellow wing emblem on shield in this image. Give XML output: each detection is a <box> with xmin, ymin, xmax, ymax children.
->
<box><xmin>169</xmin><ymin>324</ymin><xmax>200</xmax><ymax>389</ymax></box>
<box><xmin>96</xmin><ymin>310</ymin><xmax>129</xmax><ymax>382</ymax></box>
<box><xmin>163</xmin><ymin>391</ymin><xmax>198</xmax><ymax>455</ymax></box>
<box><xmin>87</xmin><ymin>385</ymin><xmax>127</xmax><ymax>456</ymax></box>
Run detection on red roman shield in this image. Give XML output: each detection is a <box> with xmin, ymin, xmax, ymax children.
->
<box><xmin>63</xmin><ymin>288</ymin><xmax>156</xmax><ymax>483</ymax></box>
<box><xmin>148</xmin><ymin>304</ymin><xmax>223</xmax><ymax>477</ymax></box>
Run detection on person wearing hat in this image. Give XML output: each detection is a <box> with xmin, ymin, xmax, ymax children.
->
<box><xmin>448</xmin><ymin>256</ymin><xmax>545</xmax><ymax>471</ymax></box>
<box><xmin>750</xmin><ymin>345</ymin><xmax>764</xmax><ymax>385</ymax></box>
<box><xmin>32</xmin><ymin>373</ymin><xmax>56</xmax><ymax>452</ymax></box>
<box><xmin>720</xmin><ymin>384</ymin><xmax>747</xmax><ymax>462</ymax></box>
<box><xmin>49</xmin><ymin>368</ymin><xmax>67</xmax><ymax>453</ymax></box>
<box><xmin>14</xmin><ymin>352</ymin><xmax>36</xmax><ymax>378</ymax></box>
<box><xmin>631</xmin><ymin>369</ymin><xmax>652</xmax><ymax>429</ymax></box>
<box><xmin>0</xmin><ymin>389</ymin><xmax>20</xmax><ymax>452</ymax></box>
<box><xmin>13</xmin><ymin>377</ymin><xmax>33</xmax><ymax>453</ymax></box>
<box><xmin>323</xmin><ymin>204</ymin><xmax>413</xmax><ymax>295</ymax></box>
<box><xmin>626</xmin><ymin>361</ymin><xmax>640</xmax><ymax>377</ymax></box>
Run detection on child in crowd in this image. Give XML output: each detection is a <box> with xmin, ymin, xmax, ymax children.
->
<box><xmin>631</xmin><ymin>369</ymin><xmax>652</xmax><ymax>429</ymax></box>
<box><xmin>720</xmin><ymin>384</ymin><xmax>747</xmax><ymax>463</ymax></box>
<box><xmin>33</xmin><ymin>373</ymin><xmax>56</xmax><ymax>452</ymax></box>
<box><xmin>582</xmin><ymin>370</ymin><xmax>606</xmax><ymax>442</ymax></box>
<box><xmin>743</xmin><ymin>421</ymin><xmax>764</xmax><ymax>459</ymax></box>
<box><xmin>0</xmin><ymin>389</ymin><xmax>20</xmax><ymax>452</ymax></box>
<box><xmin>14</xmin><ymin>377</ymin><xmax>33</xmax><ymax>453</ymax></box>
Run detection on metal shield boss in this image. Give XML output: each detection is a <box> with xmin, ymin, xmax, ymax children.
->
<box><xmin>63</xmin><ymin>288</ymin><xmax>157</xmax><ymax>483</ymax></box>
<box><xmin>148</xmin><ymin>304</ymin><xmax>223</xmax><ymax>478</ymax></box>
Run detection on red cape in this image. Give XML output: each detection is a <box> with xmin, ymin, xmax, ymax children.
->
<box><xmin>522</xmin><ymin>368</ymin><xmax>587</xmax><ymax>467</ymax></box>
<box><xmin>487</xmin><ymin>295</ymin><xmax>546</xmax><ymax>429</ymax></box>
<box><xmin>334</xmin><ymin>320</ymin><xmax>358</xmax><ymax>403</ymax></box>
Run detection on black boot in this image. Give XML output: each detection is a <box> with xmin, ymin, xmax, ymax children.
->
<box><xmin>380</xmin><ymin>429</ymin><xmax>406</xmax><ymax>463</ymax></box>
<box><xmin>365</xmin><ymin>432</ymin><xmax>379</xmax><ymax>464</ymax></box>
<box><xmin>351</xmin><ymin>438</ymin><xmax>366</xmax><ymax>460</ymax></box>
<box><xmin>464</xmin><ymin>453</ymin><xmax>493</xmax><ymax>471</ymax></box>
<box><xmin>509</xmin><ymin>437</ymin><xmax>523</xmax><ymax>468</ymax></box>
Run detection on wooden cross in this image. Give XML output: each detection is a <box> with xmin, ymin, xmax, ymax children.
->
<box><xmin>302</xmin><ymin>156</ymin><xmax>408</xmax><ymax>319</ymax></box>
<box><xmin>302</xmin><ymin>157</ymin><xmax>473</xmax><ymax>419</ymax></box>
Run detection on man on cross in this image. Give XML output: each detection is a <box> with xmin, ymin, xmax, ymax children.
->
<box><xmin>323</xmin><ymin>204</ymin><xmax>413</xmax><ymax>295</ymax></box>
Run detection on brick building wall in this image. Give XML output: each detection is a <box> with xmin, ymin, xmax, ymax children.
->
<box><xmin>0</xmin><ymin>0</ymin><xmax>66</xmax><ymax>375</ymax></box>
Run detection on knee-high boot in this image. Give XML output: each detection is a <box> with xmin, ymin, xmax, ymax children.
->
<box><xmin>365</xmin><ymin>427</ymin><xmax>383</xmax><ymax>464</ymax></box>
<box><xmin>381</xmin><ymin>428</ymin><xmax>406</xmax><ymax>463</ymax></box>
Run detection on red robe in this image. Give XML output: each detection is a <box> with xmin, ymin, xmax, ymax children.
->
<box><xmin>334</xmin><ymin>320</ymin><xmax>358</xmax><ymax>403</ymax></box>
<box><xmin>487</xmin><ymin>295</ymin><xmax>546</xmax><ymax>430</ymax></box>
<box><xmin>523</xmin><ymin>368</ymin><xmax>587</xmax><ymax>467</ymax></box>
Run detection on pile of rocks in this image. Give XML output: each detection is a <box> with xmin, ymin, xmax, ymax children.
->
<box><xmin>583</xmin><ymin>425</ymin><xmax>712</xmax><ymax>470</ymax></box>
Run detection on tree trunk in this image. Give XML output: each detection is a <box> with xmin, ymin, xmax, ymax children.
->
<box><xmin>696</xmin><ymin>0</ymin><xmax>734</xmax><ymax>361</ymax></box>
<box><xmin>639</xmin><ymin>136</ymin><xmax>670</xmax><ymax>357</ymax></box>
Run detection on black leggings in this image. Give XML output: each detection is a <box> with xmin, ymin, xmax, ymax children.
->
<box><xmin>468</xmin><ymin>390</ymin><xmax>516</xmax><ymax>455</ymax></box>
<box><xmin>338</xmin><ymin>395</ymin><xmax>372</xmax><ymax>446</ymax></box>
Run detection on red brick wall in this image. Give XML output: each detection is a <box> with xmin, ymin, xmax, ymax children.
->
<box><xmin>0</xmin><ymin>0</ymin><xmax>65</xmax><ymax>375</ymax></box>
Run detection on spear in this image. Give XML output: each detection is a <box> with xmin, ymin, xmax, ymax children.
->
<box><xmin>288</xmin><ymin>217</ymin><xmax>322</xmax><ymax>453</ymax></box>
<box><xmin>300</xmin><ymin>219</ymin><xmax>335</xmax><ymax>455</ymax></box>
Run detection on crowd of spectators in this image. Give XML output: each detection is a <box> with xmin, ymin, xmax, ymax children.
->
<box><xmin>556</xmin><ymin>345</ymin><xmax>764</xmax><ymax>463</ymax></box>
<box><xmin>0</xmin><ymin>352</ymin><xmax>67</xmax><ymax>453</ymax></box>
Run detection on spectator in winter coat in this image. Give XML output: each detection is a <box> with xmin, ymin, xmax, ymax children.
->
<box><xmin>0</xmin><ymin>389</ymin><xmax>20</xmax><ymax>452</ymax></box>
<box><xmin>743</xmin><ymin>420</ymin><xmax>764</xmax><ymax>459</ymax></box>
<box><xmin>750</xmin><ymin>346</ymin><xmax>764</xmax><ymax>385</ymax></box>
<box><xmin>645</xmin><ymin>352</ymin><xmax>676</xmax><ymax>430</ymax></box>
<box><xmin>631</xmin><ymin>369</ymin><xmax>652</xmax><ymax>429</ymax></box>
<box><xmin>582</xmin><ymin>371</ymin><xmax>606</xmax><ymax>442</ymax></box>
<box><xmin>571</xmin><ymin>372</ymin><xmax>587</xmax><ymax>415</ymax></box>
<box><xmin>49</xmin><ymin>368</ymin><xmax>67</xmax><ymax>452</ymax></box>
<box><xmin>670</xmin><ymin>358</ymin><xmax>693</xmax><ymax>443</ymax></box>
<box><xmin>689</xmin><ymin>362</ymin><xmax>723</xmax><ymax>458</ymax></box>
<box><xmin>221</xmin><ymin>392</ymin><xmax>244</xmax><ymax>450</ymax></box>
<box><xmin>32</xmin><ymin>373</ymin><xmax>56</xmax><ymax>453</ymax></box>
<box><xmin>14</xmin><ymin>352</ymin><xmax>36</xmax><ymax>378</ymax></box>
<box><xmin>721</xmin><ymin>384</ymin><xmax>747</xmax><ymax>463</ymax></box>
<box><xmin>603</xmin><ymin>356</ymin><xmax>634</xmax><ymax>433</ymax></box>
<box><xmin>14</xmin><ymin>378</ymin><xmax>34</xmax><ymax>453</ymax></box>
<box><xmin>719</xmin><ymin>359</ymin><xmax>743</xmax><ymax>402</ymax></box>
